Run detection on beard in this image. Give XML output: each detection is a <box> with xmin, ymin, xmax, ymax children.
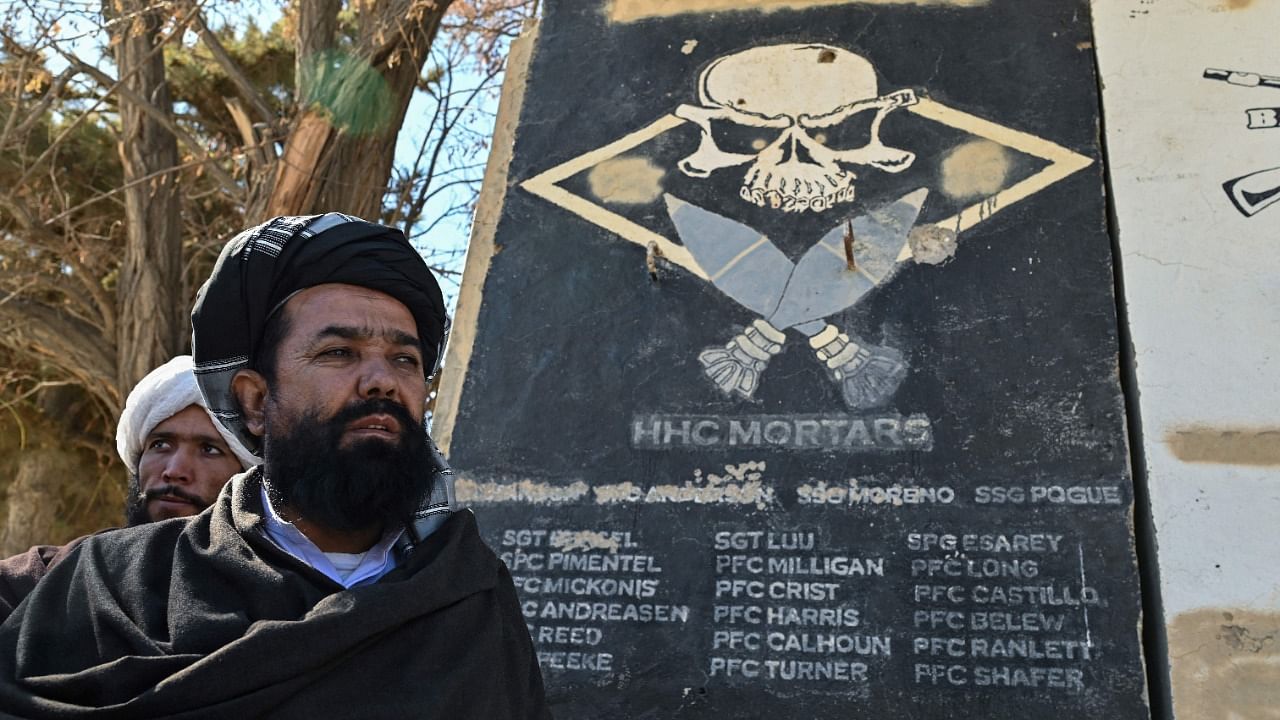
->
<box><xmin>262</xmin><ymin>397</ymin><xmax>432</xmax><ymax>533</ymax></box>
<box><xmin>124</xmin><ymin>474</ymin><xmax>149</xmax><ymax>527</ymax></box>
<box><xmin>124</xmin><ymin>474</ymin><xmax>212</xmax><ymax>527</ymax></box>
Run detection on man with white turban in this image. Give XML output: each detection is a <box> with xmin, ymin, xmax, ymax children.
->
<box><xmin>0</xmin><ymin>356</ymin><xmax>257</xmax><ymax>620</ymax></box>
<box><xmin>117</xmin><ymin>354</ymin><xmax>258</xmax><ymax>525</ymax></box>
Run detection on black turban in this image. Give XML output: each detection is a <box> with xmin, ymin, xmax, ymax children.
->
<box><xmin>191</xmin><ymin>213</ymin><xmax>450</xmax><ymax>453</ymax></box>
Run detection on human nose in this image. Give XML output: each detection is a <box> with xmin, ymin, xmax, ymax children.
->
<box><xmin>356</xmin><ymin>355</ymin><xmax>399</xmax><ymax>400</ymax></box>
<box><xmin>161</xmin><ymin>446</ymin><xmax>197</xmax><ymax>484</ymax></box>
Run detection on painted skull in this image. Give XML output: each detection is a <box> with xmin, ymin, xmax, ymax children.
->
<box><xmin>675</xmin><ymin>44</ymin><xmax>917</xmax><ymax>213</ymax></box>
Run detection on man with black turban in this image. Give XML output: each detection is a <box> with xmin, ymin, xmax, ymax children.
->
<box><xmin>0</xmin><ymin>214</ymin><xmax>550</xmax><ymax>718</ymax></box>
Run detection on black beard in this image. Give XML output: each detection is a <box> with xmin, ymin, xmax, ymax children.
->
<box><xmin>262</xmin><ymin>397</ymin><xmax>432</xmax><ymax>534</ymax></box>
<box><xmin>124</xmin><ymin>473</ymin><xmax>149</xmax><ymax>527</ymax></box>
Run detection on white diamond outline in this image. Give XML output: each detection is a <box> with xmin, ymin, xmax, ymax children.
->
<box><xmin>520</xmin><ymin>98</ymin><xmax>1095</xmax><ymax>279</ymax></box>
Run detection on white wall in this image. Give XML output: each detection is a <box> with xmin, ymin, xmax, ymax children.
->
<box><xmin>1092</xmin><ymin>1</ymin><xmax>1280</xmax><ymax>717</ymax></box>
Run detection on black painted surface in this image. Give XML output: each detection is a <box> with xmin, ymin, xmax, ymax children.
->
<box><xmin>447</xmin><ymin>1</ymin><xmax>1148</xmax><ymax>716</ymax></box>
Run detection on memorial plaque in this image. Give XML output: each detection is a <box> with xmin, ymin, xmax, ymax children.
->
<box><xmin>436</xmin><ymin>0</ymin><xmax>1150</xmax><ymax>716</ymax></box>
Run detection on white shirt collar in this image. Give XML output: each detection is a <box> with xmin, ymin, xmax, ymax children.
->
<box><xmin>259</xmin><ymin>482</ymin><xmax>403</xmax><ymax>588</ymax></box>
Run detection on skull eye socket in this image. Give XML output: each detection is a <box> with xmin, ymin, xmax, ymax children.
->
<box><xmin>706</xmin><ymin>118</ymin><xmax>783</xmax><ymax>155</ymax></box>
<box><xmin>805</xmin><ymin>110</ymin><xmax>877</xmax><ymax>152</ymax></box>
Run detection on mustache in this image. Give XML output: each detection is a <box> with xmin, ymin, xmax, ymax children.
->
<box><xmin>328</xmin><ymin>397</ymin><xmax>421</xmax><ymax>438</ymax></box>
<box><xmin>140</xmin><ymin>484</ymin><xmax>206</xmax><ymax>506</ymax></box>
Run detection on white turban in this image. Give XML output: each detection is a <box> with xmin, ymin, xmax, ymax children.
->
<box><xmin>115</xmin><ymin>356</ymin><xmax>259</xmax><ymax>475</ymax></box>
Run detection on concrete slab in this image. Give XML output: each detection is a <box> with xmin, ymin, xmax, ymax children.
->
<box><xmin>1092</xmin><ymin>1</ymin><xmax>1280</xmax><ymax>717</ymax></box>
<box><xmin>440</xmin><ymin>1</ymin><xmax>1148</xmax><ymax>715</ymax></box>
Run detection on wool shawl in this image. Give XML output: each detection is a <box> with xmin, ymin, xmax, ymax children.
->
<box><xmin>0</xmin><ymin>469</ymin><xmax>549</xmax><ymax>719</ymax></box>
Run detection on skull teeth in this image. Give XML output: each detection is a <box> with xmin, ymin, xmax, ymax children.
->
<box><xmin>740</xmin><ymin>184</ymin><xmax>856</xmax><ymax>213</ymax></box>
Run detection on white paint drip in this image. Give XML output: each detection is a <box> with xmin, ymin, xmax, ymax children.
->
<box><xmin>1078</xmin><ymin>542</ymin><xmax>1093</xmax><ymax>648</ymax></box>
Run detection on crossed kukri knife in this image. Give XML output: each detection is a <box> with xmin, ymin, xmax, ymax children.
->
<box><xmin>663</xmin><ymin>188</ymin><xmax>928</xmax><ymax>409</ymax></box>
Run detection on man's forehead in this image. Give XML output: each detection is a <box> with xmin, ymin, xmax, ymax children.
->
<box><xmin>287</xmin><ymin>283</ymin><xmax>408</xmax><ymax>307</ymax></box>
<box><xmin>147</xmin><ymin>405</ymin><xmax>224</xmax><ymax>440</ymax></box>
<box><xmin>282</xmin><ymin>283</ymin><xmax>419</xmax><ymax>341</ymax></box>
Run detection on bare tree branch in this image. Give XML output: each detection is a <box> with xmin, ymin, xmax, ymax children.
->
<box><xmin>188</xmin><ymin>5</ymin><xmax>277</xmax><ymax>126</ymax></box>
<box><xmin>65</xmin><ymin>56</ymin><xmax>242</xmax><ymax>198</ymax></box>
<box><xmin>0</xmin><ymin>300</ymin><xmax>117</xmax><ymax>413</ymax></box>
<box><xmin>1</xmin><ymin>66</ymin><xmax>79</xmax><ymax>148</ymax></box>
<box><xmin>403</xmin><ymin>59</ymin><xmax>501</xmax><ymax>231</ymax></box>
<box><xmin>0</xmin><ymin>0</ymin><xmax>541</xmax><ymax>542</ymax></box>
<box><xmin>43</xmin><ymin>154</ymin><xmax>219</xmax><ymax>225</ymax></box>
<box><xmin>0</xmin><ymin>12</ymin><xmax>191</xmax><ymax>191</ymax></box>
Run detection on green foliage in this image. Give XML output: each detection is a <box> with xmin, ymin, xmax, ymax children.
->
<box><xmin>166</xmin><ymin>18</ymin><xmax>295</xmax><ymax>142</ymax></box>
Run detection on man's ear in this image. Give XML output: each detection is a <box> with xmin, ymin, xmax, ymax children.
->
<box><xmin>232</xmin><ymin>369</ymin><xmax>269</xmax><ymax>437</ymax></box>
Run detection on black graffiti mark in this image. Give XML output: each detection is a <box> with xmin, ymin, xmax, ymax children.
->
<box><xmin>1223</xmin><ymin>166</ymin><xmax>1280</xmax><ymax>217</ymax></box>
<box><xmin>1245</xmin><ymin>107</ymin><xmax>1280</xmax><ymax>130</ymax></box>
<box><xmin>1204</xmin><ymin>67</ymin><xmax>1280</xmax><ymax>90</ymax></box>
<box><xmin>1202</xmin><ymin>68</ymin><xmax>1280</xmax><ymax>215</ymax></box>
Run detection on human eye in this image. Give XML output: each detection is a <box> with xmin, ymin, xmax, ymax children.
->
<box><xmin>318</xmin><ymin>346</ymin><xmax>353</xmax><ymax>359</ymax></box>
<box><xmin>202</xmin><ymin>443</ymin><xmax>226</xmax><ymax>456</ymax></box>
<box><xmin>147</xmin><ymin>438</ymin><xmax>172</xmax><ymax>451</ymax></box>
<box><xmin>395</xmin><ymin>353</ymin><xmax>422</xmax><ymax>368</ymax></box>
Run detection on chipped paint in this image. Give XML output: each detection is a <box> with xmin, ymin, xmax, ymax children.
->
<box><xmin>453</xmin><ymin>463</ymin><xmax>775</xmax><ymax>509</ymax></box>
<box><xmin>608</xmin><ymin>0</ymin><xmax>987</xmax><ymax>23</ymax></box>
<box><xmin>549</xmin><ymin>530</ymin><xmax>622</xmax><ymax>553</ymax></box>
<box><xmin>1167</xmin><ymin>608</ymin><xmax>1280</xmax><ymax>720</ymax></box>
<box><xmin>1165</xmin><ymin>427</ymin><xmax>1280</xmax><ymax>466</ymax></box>
<box><xmin>586</xmin><ymin>156</ymin><xmax>666</xmax><ymax>204</ymax></box>
<box><xmin>593</xmin><ymin>481</ymin><xmax>644</xmax><ymax>503</ymax></box>
<box><xmin>907</xmin><ymin>224</ymin><xmax>958</xmax><ymax>265</ymax></box>
<box><xmin>455</xmin><ymin>475</ymin><xmax>590</xmax><ymax>504</ymax></box>
<box><xmin>593</xmin><ymin>461</ymin><xmax>775</xmax><ymax>510</ymax></box>
<box><xmin>680</xmin><ymin>39</ymin><xmax>698</xmax><ymax>55</ymax></box>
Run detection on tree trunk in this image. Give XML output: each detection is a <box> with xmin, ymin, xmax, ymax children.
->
<box><xmin>296</xmin><ymin>0</ymin><xmax>342</xmax><ymax>104</ymax></box>
<box><xmin>109</xmin><ymin>0</ymin><xmax>184</xmax><ymax>393</ymax></box>
<box><xmin>266</xmin><ymin>0</ymin><xmax>453</xmax><ymax>220</ymax></box>
<box><xmin>0</xmin><ymin>449</ymin><xmax>79</xmax><ymax>556</ymax></box>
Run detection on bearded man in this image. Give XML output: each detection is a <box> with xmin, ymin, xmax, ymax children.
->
<box><xmin>0</xmin><ymin>214</ymin><xmax>548</xmax><ymax>718</ymax></box>
<box><xmin>0</xmin><ymin>355</ymin><xmax>257</xmax><ymax>621</ymax></box>
<box><xmin>118</xmin><ymin>354</ymin><xmax>260</xmax><ymax>525</ymax></box>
